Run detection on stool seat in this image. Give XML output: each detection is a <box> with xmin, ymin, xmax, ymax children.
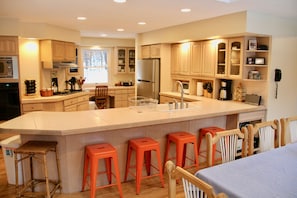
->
<box><xmin>14</xmin><ymin>141</ymin><xmax>61</xmax><ymax>198</ymax></box>
<box><xmin>164</xmin><ymin>132</ymin><xmax>199</xmax><ymax>169</ymax></box>
<box><xmin>198</xmin><ymin>127</ymin><xmax>224</xmax><ymax>165</ymax></box>
<box><xmin>82</xmin><ymin>143</ymin><xmax>123</xmax><ymax>198</ymax></box>
<box><xmin>125</xmin><ymin>137</ymin><xmax>164</xmax><ymax>195</ymax></box>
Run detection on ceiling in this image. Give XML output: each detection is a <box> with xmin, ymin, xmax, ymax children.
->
<box><xmin>1</xmin><ymin>0</ymin><xmax>297</xmax><ymax>39</ymax></box>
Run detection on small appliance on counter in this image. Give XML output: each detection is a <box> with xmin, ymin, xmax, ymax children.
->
<box><xmin>51</xmin><ymin>77</ymin><xmax>58</xmax><ymax>93</ymax></box>
<box><xmin>218</xmin><ymin>79</ymin><xmax>232</xmax><ymax>100</ymax></box>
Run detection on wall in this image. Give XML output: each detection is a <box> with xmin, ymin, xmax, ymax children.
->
<box><xmin>18</xmin><ymin>38</ymin><xmax>40</xmax><ymax>97</ymax></box>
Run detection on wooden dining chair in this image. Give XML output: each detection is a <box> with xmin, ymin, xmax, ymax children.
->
<box><xmin>166</xmin><ymin>160</ymin><xmax>227</xmax><ymax>198</ymax></box>
<box><xmin>280</xmin><ymin>116</ymin><xmax>297</xmax><ymax>146</ymax></box>
<box><xmin>247</xmin><ymin>119</ymin><xmax>280</xmax><ymax>156</ymax></box>
<box><xmin>206</xmin><ymin>128</ymin><xmax>248</xmax><ymax>167</ymax></box>
<box><xmin>95</xmin><ymin>85</ymin><xmax>108</xmax><ymax>109</ymax></box>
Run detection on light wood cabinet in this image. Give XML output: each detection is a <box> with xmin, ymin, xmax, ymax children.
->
<box><xmin>171</xmin><ymin>43</ymin><xmax>191</xmax><ymax>75</ymax></box>
<box><xmin>227</xmin><ymin>38</ymin><xmax>243</xmax><ymax>79</ymax></box>
<box><xmin>22</xmin><ymin>93</ymin><xmax>89</xmax><ymax>114</ymax></box>
<box><xmin>40</xmin><ymin>40</ymin><xmax>76</xmax><ymax>69</ymax></box>
<box><xmin>115</xmin><ymin>47</ymin><xmax>135</xmax><ymax>73</ymax></box>
<box><xmin>109</xmin><ymin>88</ymin><xmax>135</xmax><ymax>108</ymax></box>
<box><xmin>0</xmin><ymin>36</ymin><xmax>19</xmax><ymax>55</ymax></box>
<box><xmin>141</xmin><ymin>44</ymin><xmax>161</xmax><ymax>59</ymax></box>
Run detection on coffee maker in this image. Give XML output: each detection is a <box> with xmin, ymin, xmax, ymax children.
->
<box><xmin>219</xmin><ymin>79</ymin><xmax>232</xmax><ymax>100</ymax></box>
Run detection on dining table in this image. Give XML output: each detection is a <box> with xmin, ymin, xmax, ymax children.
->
<box><xmin>195</xmin><ymin>142</ymin><xmax>297</xmax><ymax>198</ymax></box>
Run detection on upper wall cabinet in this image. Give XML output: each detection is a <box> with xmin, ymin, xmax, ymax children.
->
<box><xmin>171</xmin><ymin>43</ymin><xmax>191</xmax><ymax>75</ymax></box>
<box><xmin>40</xmin><ymin>40</ymin><xmax>76</xmax><ymax>69</ymax></box>
<box><xmin>115</xmin><ymin>47</ymin><xmax>135</xmax><ymax>73</ymax></box>
<box><xmin>0</xmin><ymin>36</ymin><xmax>19</xmax><ymax>56</ymax></box>
<box><xmin>141</xmin><ymin>44</ymin><xmax>161</xmax><ymax>59</ymax></box>
<box><xmin>191</xmin><ymin>40</ymin><xmax>216</xmax><ymax>77</ymax></box>
<box><xmin>215</xmin><ymin>37</ymin><xmax>243</xmax><ymax>79</ymax></box>
<box><xmin>242</xmin><ymin>36</ymin><xmax>270</xmax><ymax>81</ymax></box>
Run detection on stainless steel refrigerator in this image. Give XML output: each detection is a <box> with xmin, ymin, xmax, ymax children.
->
<box><xmin>136</xmin><ymin>59</ymin><xmax>160</xmax><ymax>101</ymax></box>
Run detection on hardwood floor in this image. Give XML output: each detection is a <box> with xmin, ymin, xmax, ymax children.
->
<box><xmin>0</xmin><ymin>146</ymin><xmax>192</xmax><ymax>198</ymax></box>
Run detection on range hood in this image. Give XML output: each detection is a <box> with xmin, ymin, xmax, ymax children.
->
<box><xmin>53</xmin><ymin>61</ymin><xmax>78</xmax><ymax>68</ymax></box>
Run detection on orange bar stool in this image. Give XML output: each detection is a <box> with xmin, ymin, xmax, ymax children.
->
<box><xmin>14</xmin><ymin>141</ymin><xmax>62</xmax><ymax>198</ymax></box>
<box><xmin>124</xmin><ymin>137</ymin><xmax>164</xmax><ymax>195</ymax></box>
<box><xmin>164</xmin><ymin>131</ymin><xmax>199</xmax><ymax>169</ymax></box>
<box><xmin>198</xmin><ymin>126</ymin><xmax>224</xmax><ymax>164</ymax></box>
<box><xmin>82</xmin><ymin>143</ymin><xmax>123</xmax><ymax>198</ymax></box>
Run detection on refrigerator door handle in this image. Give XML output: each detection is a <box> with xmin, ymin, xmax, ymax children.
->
<box><xmin>137</xmin><ymin>79</ymin><xmax>151</xmax><ymax>82</ymax></box>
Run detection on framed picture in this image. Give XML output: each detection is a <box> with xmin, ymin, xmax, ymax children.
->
<box><xmin>248</xmin><ymin>40</ymin><xmax>257</xmax><ymax>50</ymax></box>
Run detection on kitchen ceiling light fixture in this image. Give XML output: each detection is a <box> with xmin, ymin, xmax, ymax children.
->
<box><xmin>181</xmin><ymin>8</ymin><xmax>191</xmax><ymax>13</ymax></box>
<box><xmin>216</xmin><ymin>0</ymin><xmax>238</xmax><ymax>3</ymax></box>
<box><xmin>113</xmin><ymin>0</ymin><xmax>127</xmax><ymax>3</ymax></box>
<box><xmin>117</xmin><ymin>28</ymin><xmax>125</xmax><ymax>32</ymax></box>
<box><xmin>138</xmin><ymin>22</ymin><xmax>146</xmax><ymax>25</ymax></box>
<box><xmin>77</xmin><ymin>16</ymin><xmax>87</xmax><ymax>21</ymax></box>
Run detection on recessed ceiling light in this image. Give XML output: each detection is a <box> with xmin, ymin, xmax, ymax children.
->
<box><xmin>100</xmin><ymin>33</ymin><xmax>107</xmax><ymax>37</ymax></box>
<box><xmin>117</xmin><ymin>28</ymin><xmax>125</xmax><ymax>32</ymax></box>
<box><xmin>113</xmin><ymin>0</ymin><xmax>126</xmax><ymax>3</ymax></box>
<box><xmin>216</xmin><ymin>0</ymin><xmax>238</xmax><ymax>3</ymax></box>
<box><xmin>181</xmin><ymin>8</ymin><xmax>191</xmax><ymax>13</ymax></box>
<box><xmin>138</xmin><ymin>22</ymin><xmax>146</xmax><ymax>25</ymax></box>
<box><xmin>77</xmin><ymin>16</ymin><xmax>87</xmax><ymax>21</ymax></box>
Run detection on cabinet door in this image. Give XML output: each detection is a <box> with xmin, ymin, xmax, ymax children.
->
<box><xmin>52</xmin><ymin>40</ymin><xmax>65</xmax><ymax>61</ymax></box>
<box><xmin>116</xmin><ymin>48</ymin><xmax>126</xmax><ymax>73</ymax></box>
<box><xmin>228</xmin><ymin>38</ymin><xmax>243</xmax><ymax>78</ymax></box>
<box><xmin>128</xmin><ymin>48</ymin><xmax>135</xmax><ymax>73</ymax></box>
<box><xmin>191</xmin><ymin>42</ymin><xmax>203</xmax><ymax>75</ymax></box>
<box><xmin>171</xmin><ymin>43</ymin><xmax>191</xmax><ymax>75</ymax></box>
<box><xmin>215</xmin><ymin>40</ymin><xmax>228</xmax><ymax>77</ymax></box>
<box><xmin>64</xmin><ymin>42</ymin><xmax>76</xmax><ymax>61</ymax></box>
<box><xmin>0</xmin><ymin>36</ymin><xmax>19</xmax><ymax>55</ymax></box>
<box><xmin>141</xmin><ymin>45</ymin><xmax>150</xmax><ymax>59</ymax></box>
<box><xmin>201</xmin><ymin>41</ymin><xmax>216</xmax><ymax>77</ymax></box>
<box><xmin>150</xmin><ymin>44</ymin><xmax>161</xmax><ymax>58</ymax></box>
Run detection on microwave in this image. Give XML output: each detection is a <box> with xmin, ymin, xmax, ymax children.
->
<box><xmin>0</xmin><ymin>56</ymin><xmax>17</xmax><ymax>78</ymax></box>
<box><xmin>178</xmin><ymin>81</ymin><xmax>190</xmax><ymax>95</ymax></box>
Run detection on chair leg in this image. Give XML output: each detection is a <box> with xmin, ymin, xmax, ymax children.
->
<box><xmin>43</xmin><ymin>154</ymin><xmax>51</xmax><ymax>198</ymax></box>
<box><xmin>82</xmin><ymin>151</ymin><xmax>89</xmax><ymax>191</ymax></box>
<box><xmin>136</xmin><ymin>149</ymin><xmax>144</xmax><ymax>195</ymax></box>
<box><xmin>176</xmin><ymin>142</ymin><xmax>184</xmax><ymax>167</ymax></box>
<box><xmin>155</xmin><ymin>147</ymin><xmax>165</xmax><ymax>187</ymax></box>
<box><xmin>112</xmin><ymin>155</ymin><xmax>123</xmax><ymax>198</ymax></box>
<box><xmin>90</xmin><ymin>157</ymin><xmax>98</xmax><ymax>198</ymax></box>
<box><xmin>105</xmin><ymin>157</ymin><xmax>112</xmax><ymax>184</ymax></box>
<box><xmin>124</xmin><ymin>145</ymin><xmax>132</xmax><ymax>181</ymax></box>
<box><xmin>144</xmin><ymin>150</ymin><xmax>151</xmax><ymax>176</ymax></box>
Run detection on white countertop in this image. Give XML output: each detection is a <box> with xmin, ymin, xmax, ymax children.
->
<box><xmin>0</xmin><ymin>96</ymin><xmax>265</xmax><ymax>136</ymax></box>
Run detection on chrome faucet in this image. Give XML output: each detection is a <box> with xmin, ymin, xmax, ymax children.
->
<box><xmin>176</xmin><ymin>81</ymin><xmax>184</xmax><ymax>109</ymax></box>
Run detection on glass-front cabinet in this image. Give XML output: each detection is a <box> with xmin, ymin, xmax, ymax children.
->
<box><xmin>115</xmin><ymin>47</ymin><xmax>135</xmax><ymax>73</ymax></box>
<box><xmin>228</xmin><ymin>38</ymin><xmax>243</xmax><ymax>79</ymax></box>
<box><xmin>215</xmin><ymin>40</ymin><xmax>228</xmax><ymax>77</ymax></box>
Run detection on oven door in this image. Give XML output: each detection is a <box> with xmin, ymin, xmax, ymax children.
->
<box><xmin>0</xmin><ymin>83</ymin><xmax>21</xmax><ymax>120</ymax></box>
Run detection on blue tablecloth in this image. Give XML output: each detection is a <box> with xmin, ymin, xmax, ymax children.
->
<box><xmin>196</xmin><ymin>143</ymin><xmax>297</xmax><ymax>198</ymax></box>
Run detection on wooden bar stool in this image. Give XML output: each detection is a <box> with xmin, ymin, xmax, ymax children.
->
<box><xmin>198</xmin><ymin>126</ymin><xmax>224</xmax><ymax>164</ymax></box>
<box><xmin>14</xmin><ymin>141</ymin><xmax>62</xmax><ymax>198</ymax></box>
<box><xmin>164</xmin><ymin>131</ymin><xmax>199</xmax><ymax>169</ymax></box>
<box><xmin>82</xmin><ymin>143</ymin><xmax>123</xmax><ymax>198</ymax></box>
<box><xmin>124</xmin><ymin>137</ymin><xmax>164</xmax><ymax>195</ymax></box>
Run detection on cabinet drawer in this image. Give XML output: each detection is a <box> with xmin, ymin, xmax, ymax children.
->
<box><xmin>238</xmin><ymin>110</ymin><xmax>266</xmax><ymax>123</ymax></box>
<box><xmin>64</xmin><ymin>98</ymin><xmax>78</xmax><ymax>106</ymax></box>
<box><xmin>77</xmin><ymin>95</ymin><xmax>89</xmax><ymax>103</ymax></box>
<box><xmin>22</xmin><ymin>103</ymin><xmax>43</xmax><ymax>112</ymax></box>
<box><xmin>64</xmin><ymin>104</ymin><xmax>77</xmax><ymax>112</ymax></box>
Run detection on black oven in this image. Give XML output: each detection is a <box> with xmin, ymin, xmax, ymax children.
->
<box><xmin>0</xmin><ymin>82</ymin><xmax>21</xmax><ymax>120</ymax></box>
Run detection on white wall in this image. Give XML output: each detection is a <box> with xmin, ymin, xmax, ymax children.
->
<box><xmin>18</xmin><ymin>38</ymin><xmax>40</xmax><ymax>97</ymax></box>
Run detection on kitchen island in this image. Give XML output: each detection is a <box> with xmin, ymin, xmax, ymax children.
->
<box><xmin>0</xmin><ymin>96</ymin><xmax>265</xmax><ymax>193</ymax></box>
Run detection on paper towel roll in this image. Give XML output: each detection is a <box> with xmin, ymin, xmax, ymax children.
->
<box><xmin>197</xmin><ymin>82</ymin><xmax>203</xmax><ymax>96</ymax></box>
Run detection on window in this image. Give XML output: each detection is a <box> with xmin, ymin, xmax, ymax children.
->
<box><xmin>82</xmin><ymin>48</ymin><xmax>109</xmax><ymax>84</ymax></box>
